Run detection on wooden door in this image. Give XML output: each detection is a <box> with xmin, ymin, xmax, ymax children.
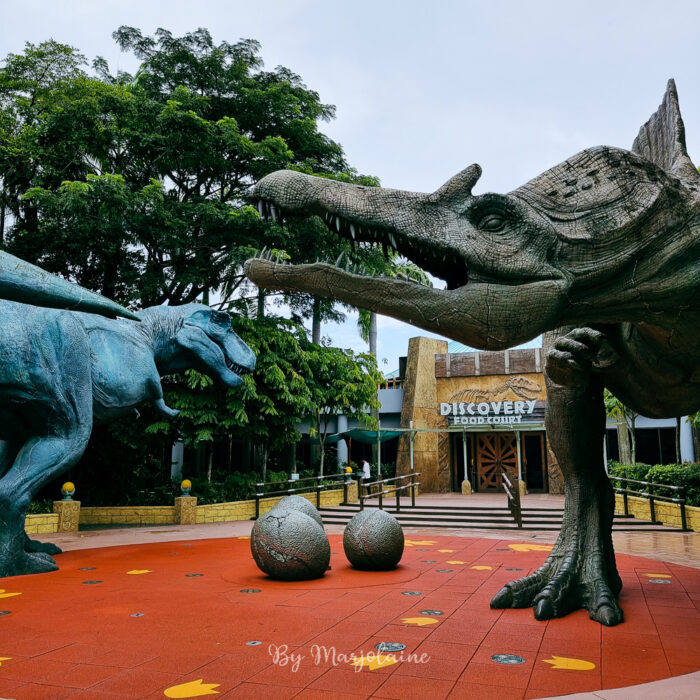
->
<box><xmin>476</xmin><ymin>433</ymin><xmax>517</xmax><ymax>491</ymax></box>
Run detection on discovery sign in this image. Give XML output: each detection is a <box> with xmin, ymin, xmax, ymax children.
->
<box><xmin>439</xmin><ymin>400</ymin><xmax>544</xmax><ymax>426</ymax></box>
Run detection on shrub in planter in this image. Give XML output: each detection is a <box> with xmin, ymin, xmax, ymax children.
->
<box><xmin>646</xmin><ymin>463</ymin><xmax>700</xmax><ymax>507</ymax></box>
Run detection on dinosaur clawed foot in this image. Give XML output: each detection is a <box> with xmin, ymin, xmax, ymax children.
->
<box><xmin>491</xmin><ymin>553</ymin><xmax>623</xmax><ymax>626</ymax></box>
<box><xmin>25</xmin><ymin>535</ymin><xmax>62</xmax><ymax>555</ymax></box>
<box><xmin>0</xmin><ymin>549</ymin><xmax>58</xmax><ymax>577</ymax></box>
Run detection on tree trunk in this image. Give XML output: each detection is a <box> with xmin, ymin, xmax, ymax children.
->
<box><xmin>369</xmin><ymin>311</ymin><xmax>379</xmax><ymax>463</ymax></box>
<box><xmin>257</xmin><ymin>288</ymin><xmax>265</xmax><ymax>319</ymax></box>
<box><xmin>617</xmin><ymin>423</ymin><xmax>632</xmax><ymax>464</ymax></box>
<box><xmin>312</xmin><ymin>296</ymin><xmax>321</xmax><ymax>344</ymax></box>
<box><xmin>369</xmin><ymin>311</ymin><xmax>377</xmax><ymax>356</ymax></box>
<box><xmin>207</xmin><ymin>448</ymin><xmax>214</xmax><ymax>483</ymax></box>
<box><xmin>675</xmin><ymin>416</ymin><xmax>682</xmax><ymax>463</ymax></box>
<box><xmin>318</xmin><ymin>438</ymin><xmax>325</xmax><ymax>476</ymax></box>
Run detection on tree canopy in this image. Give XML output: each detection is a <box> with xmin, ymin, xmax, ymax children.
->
<box><xmin>0</xmin><ymin>28</ymin><xmax>389</xmax><ymax>495</ymax></box>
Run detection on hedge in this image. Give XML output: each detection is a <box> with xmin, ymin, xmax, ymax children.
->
<box><xmin>608</xmin><ymin>462</ymin><xmax>700</xmax><ymax>507</ymax></box>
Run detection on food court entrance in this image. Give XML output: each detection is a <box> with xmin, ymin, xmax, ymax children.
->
<box><xmin>450</xmin><ymin>429</ymin><xmax>548</xmax><ymax>493</ymax></box>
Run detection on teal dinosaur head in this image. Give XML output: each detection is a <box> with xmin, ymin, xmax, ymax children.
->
<box><xmin>146</xmin><ymin>304</ymin><xmax>256</xmax><ymax>388</ymax></box>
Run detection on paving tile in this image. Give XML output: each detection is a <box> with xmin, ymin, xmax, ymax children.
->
<box><xmin>527</xmin><ymin>666</ymin><xmax>602</xmax><ymax>694</ymax></box>
<box><xmin>392</xmin><ymin>655</ymin><xmax>468</xmax><ymax>680</ymax></box>
<box><xmin>449</xmin><ymin>681</ymin><xmax>525</xmax><ymax>699</ymax></box>
<box><xmin>219</xmin><ymin>681</ymin><xmax>299</xmax><ymax>699</ymax></box>
<box><xmin>3</xmin><ymin>683</ymin><xmax>78</xmax><ymax>699</ymax></box>
<box><xmin>459</xmin><ymin>661</ymin><xmax>532</xmax><ymax>689</ymax></box>
<box><xmin>88</xmin><ymin>667</ymin><xmax>180</xmax><ymax>696</ymax></box>
<box><xmin>295</xmin><ymin>689</ymin><xmax>367</xmax><ymax>700</ymax></box>
<box><xmin>139</xmin><ymin>651</ymin><xmax>223</xmax><ymax>675</ymax></box>
<box><xmin>370</xmin><ymin>673</ymin><xmax>455</xmax><ymax>699</ymax></box>
<box><xmin>246</xmin><ymin>654</ymin><xmax>328</xmax><ymax>687</ymax></box>
<box><xmin>413</xmin><ymin>640</ymin><xmax>478</xmax><ymax>662</ymax></box>
<box><xmin>308</xmin><ymin>667</ymin><xmax>387</xmax><ymax>695</ymax></box>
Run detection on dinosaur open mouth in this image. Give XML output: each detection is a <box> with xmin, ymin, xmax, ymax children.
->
<box><xmin>255</xmin><ymin>199</ymin><xmax>470</xmax><ymax>290</ymax></box>
<box><xmin>224</xmin><ymin>356</ymin><xmax>253</xmax><ymax>377</ymax></box>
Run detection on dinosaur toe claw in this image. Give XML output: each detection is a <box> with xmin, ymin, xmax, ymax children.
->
<box><xmin>490</xmin><ymin>586</ymin><xmax>514</xmax><ymax>609</ymax></box>
<box><xmin>533</xmin><ymin>596</ymin><xmax>555</xmax><ymax>620</ymax></box>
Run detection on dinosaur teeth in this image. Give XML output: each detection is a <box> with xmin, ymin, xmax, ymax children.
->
<box><xmin>257</xmin><ymin>201</ymin><xmax>264</xmax><ymax>217</ymax></box>
<box><xmin>349</xmin><ymin>223</ymin><xmax>356</xmax><ymax>240</ymax></box>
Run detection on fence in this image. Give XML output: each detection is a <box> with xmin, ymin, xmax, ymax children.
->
<box><xmin>502</xmin><ymin>471</ymin><xmax>523</xmax><ymax>528</ymax></box>
<box><xmin>358</xmin><ymin>472</ymin><xmax>420</xmax><ymax>512</ymax></box>
<box><xmin>610</xmin><ymin>475</ymin><xmax>689</xmax><ymax>531</ymax></box>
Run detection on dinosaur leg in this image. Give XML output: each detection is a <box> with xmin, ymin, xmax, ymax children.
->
<box><xmin>491</xmin><ymin>328</ymin><xmax>623</xmax><ymax>626</ymax></box>
<box><xmin>5</xmin><ymin>441</ymin><xmax>63</xmax><ymax>557</ymax></box>
<box><xmin>24</xmin><ymin>532</ymin><xmax>62</xmax><ymax>556</ymax></box>
<box><xmin>0</xmin><ymin>430</ymin><xmax>92</xmax><ymax>577</ymax></box>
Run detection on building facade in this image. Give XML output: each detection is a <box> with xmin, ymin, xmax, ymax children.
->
<box><xmin>393</xmin><ymin>337</ymin><xmax>696</xmax><ymax>495</ymax></box>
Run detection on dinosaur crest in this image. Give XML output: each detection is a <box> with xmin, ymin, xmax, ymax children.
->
<box><xmin>632</xmin><ymin>78</ymin><xmax>699</xmax><ymax>181</ymax></box>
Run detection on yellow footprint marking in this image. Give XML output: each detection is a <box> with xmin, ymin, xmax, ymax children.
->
<box><xmin>543</xmin><ymin>655</ymin><xmax>596</xmax><ymax>671</ymax></box>
<box><xmin>437</xmin><ymin>549</ymin><xmax>455</xmax><ymax>553</ymax></box>
<box><xmin>508</xmin><ymin>543</ymin><xmax>553</xmax><ymax>552</ymax></box>
<box><xmin>446</xmin><ymin>560</ymin><xmax>465</xmax><ymax>565</ymax></box>
<box><xmin>643</xmin><ymin>573</ymin><xmax>671</xmax><ymax>578</ymax></box>
<box><xmin>164</xmin><ymin>679</ymin><xmax>220</xmax><ymax>698</ymax></box>
<box><xmin>401</xmin><ymin>617</ymin><xmax>438</xmax><ymax>626</ymax></box>
<box><xmin>404</xmin><ymin>540</ymin><xmax>436</xmax><ymax>547</ymax></box>
<box><xmin>126</xmin><ymin>570</ymin><xmax>152</xmax><ymax>575</ymax></box>
<box><xmin>471</xmin><ymin>565</ymin><xmax>492</xmax><ymax>571</ymax></box>
<box><xmin>0</xmin><ymin>658</ymin><xmax>12</xmax><ymax>667</ymax></box>
<box><xmin>0</xmin><ymin>590</ymin><xmax>21</xmax><ymax>598</ymax></box>
<box><xmin>351</xmin><ymin>654</ymin><xmax>397</xmax><ymax>670</ymax></box>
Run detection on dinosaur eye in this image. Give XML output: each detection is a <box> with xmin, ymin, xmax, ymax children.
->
<box><xmin>478</xmin><ymin>213</ymin><xmax>506</xmax><ymax>232</ymax></box>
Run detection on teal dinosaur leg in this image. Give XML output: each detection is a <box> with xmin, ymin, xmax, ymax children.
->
<box><xmin>491</xmin><ymin>328</ymin><xmax>623</xmax><ymax>626</ymax></box>
<box><xmin>0</xmin><ymin>431</ymin><xmax>92</xmax><ymax>577</ymax></box>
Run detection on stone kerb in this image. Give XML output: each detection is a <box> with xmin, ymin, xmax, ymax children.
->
<box><xmin>24</xmin><ymin>484</ymin><xmax>353</xmax><ymax>534</ymax></box>
<box><xmin>615</xmin><ymin>493</ymin><xmax>700</xmax><ymax>531</ymax></box>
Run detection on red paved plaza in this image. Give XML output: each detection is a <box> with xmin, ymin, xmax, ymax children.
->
<box><xmin>0</xmin><ymin>534</ymin><xmax>699</xmax><ymax>699</ymax></box>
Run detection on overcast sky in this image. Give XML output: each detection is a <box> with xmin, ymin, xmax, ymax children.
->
<box><xmin>2</xmin><ymin>0</ymin><xmax>699</xmax><ymax>369</ymax></box>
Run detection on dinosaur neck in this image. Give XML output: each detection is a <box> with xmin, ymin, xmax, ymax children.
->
<box><xmin>135</xmin><ymin>310</ymin><xmax>186</xmax><ymax>372</ymax></box>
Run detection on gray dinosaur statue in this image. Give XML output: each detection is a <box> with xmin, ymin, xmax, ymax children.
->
<box><xmin>0</xmin><ymin>303</ymin><xmax>255</xmax><ymax>577</ymax></box>
<box><xmin>0</xmin><ymin>250</ymin><xmax>138</xmax><ymax>319</ymax></box>
<box><xmin>245</xmin><ymin>80</ymin><xmax>699</xmax><ymax>626</ymax></box>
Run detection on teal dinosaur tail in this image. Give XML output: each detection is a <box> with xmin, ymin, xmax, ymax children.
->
<box><xmin>0</xmin><ymin>251</ymin><xmax>139</xmax><ymax>320</ymax></box>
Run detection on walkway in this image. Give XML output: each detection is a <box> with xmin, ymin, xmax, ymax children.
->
<box><xmin>0</xmin><ymin>497</ymin><xmax>697</xmax><ymax>699</ymax></box>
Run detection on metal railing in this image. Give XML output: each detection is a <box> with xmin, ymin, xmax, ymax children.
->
<box><xmin>359</xmin><ymin>472</ymin><xmax>420</xmax><ymax>512</ymax></box>
<box><xmin>253</xmin><ymin>473</ymin><xmax>348</xmax><ymax>519</ymax></box>
<box><xmin>609</xmin><ymin>475</ymin><xmax>688</xmax><ymax>531</ymax></box>
<box><xmin>502</xmin><ymin>471</ymin><xmax>523</xmax><ymax>528</ymax></box>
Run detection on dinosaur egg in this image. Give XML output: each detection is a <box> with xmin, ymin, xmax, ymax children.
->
<box><xmin>251</xmin><ymin>509</ymin><xmax>330</xmax><ymax>581</ymax></box>
<box><xmin>343</xmin><ymin>509</ymin><xmax>404</xmax><ymax>570</ymax></box>
<box><xmin>271</xmin><ymin>495</ymin><xmax>324</xmax><ymax>527</ymax></box>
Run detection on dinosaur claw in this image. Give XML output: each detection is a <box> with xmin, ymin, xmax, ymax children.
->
<box><xmin>490</xmin><ymin>586</ymin><xmax>514</xmax><ymax>609</ymax></box>
<box><xmin>592</xmin><ymin>603</ymin><xmax>623</xmax><ymax>627</ymax></box>
<box><xmin>534</xmin><ymin>596</ymin><xmax>555</xmax><ymax>620</ymax></box>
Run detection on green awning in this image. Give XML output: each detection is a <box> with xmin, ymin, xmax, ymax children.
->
<box><xmin>301</xmin><ymin>429</ymin><xmax>403</xmax><ymax>444</ymax></box>
<box><xmin>342</xmin><ymin>429</ymin><xmax>403</xmax><ymax>444</ymax></box>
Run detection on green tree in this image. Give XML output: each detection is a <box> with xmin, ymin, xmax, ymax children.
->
<box><xmin>604</xmin><ymin>389</ymin><xmax>637</xmax><ymax>464</ymax></box>
<box><xmin>305</xmin><ymin>343</ymin><xmax>382</xmax><ymax>476</ymax></box>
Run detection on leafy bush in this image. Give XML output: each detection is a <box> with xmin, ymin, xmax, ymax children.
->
<box><xmin>608</xmin><ymin>462</ymin><xmax>652</xmax><ymax>481</ymax></box>
<box><xmin>28</xmin><ymin>500</ymin><xmax>53</xmax><ymax>514</ymax></box>
<box><xmin>609</xmin><ymin>462</ymin><xmax>700</xmax><ymax>507</ymax></box>
<box><xmin>646</xmin><ymin>464</ymin><xmax>700</xmax><ymax>507</ymax></box>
